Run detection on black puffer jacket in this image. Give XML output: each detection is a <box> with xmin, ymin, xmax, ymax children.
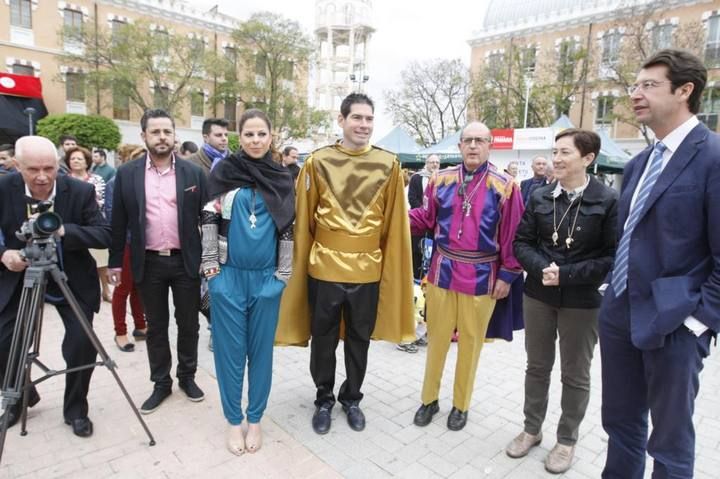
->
<box><xmin>513</xmin><ymin>176</ymin><xmax>618</xmax><ymax>309</ymax></box>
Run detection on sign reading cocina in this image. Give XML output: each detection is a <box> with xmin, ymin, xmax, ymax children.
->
<box><xmin>490</xmin><ymin>129</ymin><xmax>514</xmax><ymax>150</ymax></box>
<box><xmin>513</xmin><ymin>128</ymin><xmax>554</xmax><ymax>150</ymax></box>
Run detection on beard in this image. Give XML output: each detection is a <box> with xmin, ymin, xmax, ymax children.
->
<box><xmin>146</xmin><ymin>143</ymin><xmax>172</xmax><ymax>157</ymax></box>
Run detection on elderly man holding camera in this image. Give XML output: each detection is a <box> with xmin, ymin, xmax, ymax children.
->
<box><xmin>0</xmin><ymin>136</ymin><xmax>111</xmax><ymax>437</ymax></box>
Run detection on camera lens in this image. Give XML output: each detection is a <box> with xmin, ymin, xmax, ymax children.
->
<box><xmin>33</xmin><ymin>212</ymin><xmax>62</xmax><ymax>235</ymax></box>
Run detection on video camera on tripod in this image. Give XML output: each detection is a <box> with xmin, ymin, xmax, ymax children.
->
<box><xmin>15</xmin><ymin>200</ymin><xmax>63</xmax><ymax>264</ymax></box>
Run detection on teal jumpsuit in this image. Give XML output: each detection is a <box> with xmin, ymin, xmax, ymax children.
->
<box><xmin>208</xmin><ymin>188</ymin><xmax>286</xmax><ymax>424</ymax></box>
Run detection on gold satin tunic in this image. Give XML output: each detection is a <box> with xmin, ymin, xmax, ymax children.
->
<box><xmin>277</xmin><ymin>143</ymin><xmax>415</xmax><ymax>345</ymax></box>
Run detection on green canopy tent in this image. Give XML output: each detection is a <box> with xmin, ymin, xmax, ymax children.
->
<box><xmin>417</xmin><ymin>130</ymin><xmax>463</xmax><ymax>165</ymax></box>
<box><xmin>375</xmin><ymin>125</ymin><xmax>424</xmax><ymax>165</ymax></box>
<box><xmin>550</xmin><ymin>116</ymin><xmax>631</xmax><ymax>173</ymax></box>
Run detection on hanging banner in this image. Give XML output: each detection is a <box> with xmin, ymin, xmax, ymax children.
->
<box><xmin>514</xmin><ymin>128</ymin><xmax>555</xmax><ymax>150</ymax></box>
<box><xmin>490</xmin><ymin>128</ymin><xmax>514</xmax><ymax>150</ymax></box>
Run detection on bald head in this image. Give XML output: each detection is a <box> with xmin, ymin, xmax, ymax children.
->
<box><xmin>458</xmin><ymin>121</ymin><xmax>492</xmax><ymax>172</ymax></box>
<box><xmin>15</xmin><ymin>136</ymin><xmax>59</xmax><ymax>200</ymax></box>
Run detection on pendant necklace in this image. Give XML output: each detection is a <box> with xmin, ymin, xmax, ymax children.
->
<box><xmin>248</xmin><ymin>189</ymin><xmax>257</xmax><ymax>229</ymax></box>
<box><xmin>457</xmin><ymin>166</ymin><xmax>488</xmax><ymax>239</ymax></box>
<box><xmin>552</xmin><ymin>192</ymin><xmax>583</xmax><ymax>248</ymax></box>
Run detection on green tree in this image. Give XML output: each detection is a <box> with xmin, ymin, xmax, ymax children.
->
<box><xmin>596</xmin><ymin>2</ymin><xmax>706</xmax><ymax>144</ymax></box>
<box><xmin>470</xmin><ymin>42</ymin><xmax>589</xmax><ymax>129</ymax></box>
<box><xmin>37</xmin><ymin>114</ymin><xmax>121</xmax><ymax>151</ymax></box>
<box><xmin>222</xmin><ymin>12</ymin><xmax>323</xmax><ymax>139</ymax></box>
<box><xmin>384</xmin><ymin>59</ymin><xmax>470</xmax><ymax>147</ymax></box>
<box><xmin>60</xmin><ymin>20</ymin><xmax>211</xmax><ymax>117</ymax></box>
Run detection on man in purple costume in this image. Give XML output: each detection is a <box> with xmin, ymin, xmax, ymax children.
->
<box><xmin>409</xmin><ymin>121</ymin><xmax>524</xmax><ymax>431</ymax></box>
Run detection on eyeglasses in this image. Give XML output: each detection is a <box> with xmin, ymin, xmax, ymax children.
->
<box><xmin>461</xmin><ymin>136</ymin><xmax>492</xmax><ymax>146</ymax></box>
<box><xmin>628</xmin><ymin>80</ymin><xmax>670</xmax><ymax>95</ymax></box>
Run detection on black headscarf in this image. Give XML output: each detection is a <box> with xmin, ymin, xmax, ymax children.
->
<box><xmin>208</xmin><ymin>150</ymin><xmax>295</xmax><ymax>232</ymax></box>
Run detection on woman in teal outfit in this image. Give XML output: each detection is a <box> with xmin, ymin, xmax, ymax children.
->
<box><xmin>200</xmin><ymin>109</ymin><xmax>295</xmax><ymax>455</ymax></box>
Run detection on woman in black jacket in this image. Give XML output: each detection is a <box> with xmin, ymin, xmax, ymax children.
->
<box><xmin>506</xmin><ymin>129</ymin><xmax>618</xmax><ymax>474</ymax></box>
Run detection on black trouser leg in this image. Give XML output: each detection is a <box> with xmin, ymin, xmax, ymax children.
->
<box><xmin>337</xmin><ymin>282</ymin><xmax>379</xmax><ymax>406</ymax></box>
<box><xmin>170</xmin><ymin>266</ymin><xmax>200</xmax><ymax>381</ymax></box>
<box><xmin>56</xmin><ymin>302</ymin><xmax>96</xmax><ymax>421</ymax></box>
<box><xmin>308</xmin><ymin>277</ymin><xmax>343</xmax><ymax>406</ymax></box>
<box><xmin>411</xmin><ymin>235</ymin><xmax>423</xmax><ymax>280</ymax></box>
<box><xmin>137</xmin><ymin>255</ymin><xmax>173</xmax><ymax>390</ymax></box>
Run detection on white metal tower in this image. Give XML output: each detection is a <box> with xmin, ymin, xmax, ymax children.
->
<box><xmin>314</xmin><ymin>0</ymin><xmax>374</xmax><ymax>138</ymax></box>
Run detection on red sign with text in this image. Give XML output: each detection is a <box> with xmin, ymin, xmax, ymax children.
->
<box><xmin>491</xmin><ymin>128</ymin><xmax>514</xmax><ymax>150</ymax></box>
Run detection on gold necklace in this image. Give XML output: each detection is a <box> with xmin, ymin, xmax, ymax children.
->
<box><xmin>552</xmin><ymin>193</ymin><xmax>583</xmax><ymax>248</ymax></box>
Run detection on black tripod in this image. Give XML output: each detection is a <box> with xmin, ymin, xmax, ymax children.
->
<box><xmin>0</xmin><ymin>235</ymin><xmax>155</xmax><ymax>463</ymax></box>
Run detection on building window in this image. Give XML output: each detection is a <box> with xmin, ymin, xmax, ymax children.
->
<box><xmin>283</xmin><ymin>60</ymin><xmax>294</xmax><ymax>81</ymax></box>
<box><xmin>601</xmin><ymin>31</ymin><xmax>621</xmax><ymax>66</ymax></box>
<box><xmin>596</xmin><ymin>96</ymin><xmax>614</xmax><ymax>125</ymax></box>
<box><xmin>155</xmin><ymin>29</ymin><xmax>169</xmax><ymax>57</ymax></box>
<box><xmin>111</xmin><ymin>19</ymin><xmax>127</xmax><ymax>46</ymax></box>
<box><xmin>12</xmin><ymin>64</ymin><xmax>34</xmax><ymax>76</ymax></box>
<box><xmin>698</xmin><ymin>87</ymin><xmax>720</xmax><ymax>131</ymax></box>
<box><xmin>650</xmin><ymin>24</ymin><xmax>673</xmax><ymax>51</ymax></box>
<box><xmin>153</xmin><ymin>86</ymin><xmax>170</xmax><ymax>109</ymax></box>
<box><xmin>520</xmin><ymin>46</ymin><xmax>536</xmax><ymax>74</ymax></box>
<box><xmin>224</xmin><ymin>98</ymin><xmax>237</xmax><ymax>132</ymax></box>
<box><xmin>486</xmin><ymin>52</ymin><xmax>505</xmax><ymax>77</ymax></box>
<box><xmin>113</xmin><ymin>89</ymin><xmax>129</xmax><ymax>120</ymax></box>
<box><xmin>10</xmin><ymin>0</ymin><xmax>32</xmax><ymax>29</ymax></box>
<box><xmin>706</xmin><ymin>15</ymin><xmax>720</xmax><ymax>68</ymax></box>
<box><xmin>63</xmin><ymin>8</ymin><xmax>83</xmax><ymax>32</ymax></box>
<box><xmin>66</xmin><ymin>72</ymin><xmax>85</xmax><ymax>102</ymax></box>
<box><xmin>255</xmin><ymin>54</ymin><xmax>267</xmax><ymax>77</ymax></box>
<box><xmin>225</xmin><ymin>46</ymin><xmax>238</xmax><ymax>80</ymax></box>
<box><xmin>557</xmin><ymin>40</ymin><xmax>577</xmax><ymax>83</ymax></box>
<box><xmin>191</xmin><ymin>91</ymin><xmax>204</xmax><ymax>117</ymax></box>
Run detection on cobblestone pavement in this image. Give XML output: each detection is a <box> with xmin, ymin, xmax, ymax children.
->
<box><xmin>1</xmin><ymin>301</ymin><xmax>719</xmax><ymax>478</ymax></box>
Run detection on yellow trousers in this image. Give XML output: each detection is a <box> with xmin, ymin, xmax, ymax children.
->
<box><xmin>421</xmin><ymin>283</ymin><xmax>496</xmax><ymax>411</ymax></box>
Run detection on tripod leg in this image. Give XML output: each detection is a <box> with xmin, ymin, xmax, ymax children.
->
<box><xmin>0</xmin><ymin>268</ymin><xmax>47</xmax><ymax>462</ymax></box>
<box><xmin>48</xmin><ymin>266</ymin><xmax>156</xmax><ymax>446</ymax></box>
<box><xmin>19</xmin><ymin>284</ymin><xmax>45</xmax><ymax>437</ymax></box>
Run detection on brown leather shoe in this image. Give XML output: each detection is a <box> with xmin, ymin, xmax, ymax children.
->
<box><xmin>505</xmin><ymin>431</ymin><xmax>543</xmax><ymax>458</ymax></box>
<box><xmin>545</xmin><ymin>443</ymin><xmax>575</xmax><ymax>474</ymax></box>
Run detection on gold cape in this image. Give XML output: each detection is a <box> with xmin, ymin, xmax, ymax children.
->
<box><xmin>276</xmin><ymin>143</ymin><xmax>415</xmax><ymax>346</ymax></box>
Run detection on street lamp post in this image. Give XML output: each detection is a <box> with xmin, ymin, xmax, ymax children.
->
<box><xmin>523</xmin><ymin>74</ymin><xmax>534</xmax><ymax>128</ymax></box>
<box><xmin>349</xmin><ymin>73</ymin><xmax>369</xmax><ymax>92</ymax></box>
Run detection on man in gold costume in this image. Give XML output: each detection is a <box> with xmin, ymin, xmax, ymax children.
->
<box><xmin>278</xmin><ymin>93</ymin><xmax>415</xmax><ymax>434</ymax></box>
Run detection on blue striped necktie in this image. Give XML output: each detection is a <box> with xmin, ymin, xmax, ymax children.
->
<box><xmin>611</xmin><ymin>141</ymin><xmax>667</xmax><ymax>296</ymax></box>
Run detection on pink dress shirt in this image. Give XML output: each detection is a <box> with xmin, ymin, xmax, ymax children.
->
<box><xmin>144</xmin><ymin>156</ymin><xmax>181</xmax><ymax>251</ymax></box>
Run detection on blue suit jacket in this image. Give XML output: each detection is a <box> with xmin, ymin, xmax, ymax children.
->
<box><xmin>603</xmin><ymin>122</ymin><xmax>720</xmax><ymax>349</ymax></box>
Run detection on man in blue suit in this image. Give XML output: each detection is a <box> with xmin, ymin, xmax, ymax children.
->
<box><xmin>600</xmin><ymin>49</ymin><xmax>720</xmax><ymax>478</ymax></box>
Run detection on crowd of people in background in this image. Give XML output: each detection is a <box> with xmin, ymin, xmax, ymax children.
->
<box><xmin>0</xmin><ymin>48</ymin><xmax>718</xmax><ymax>479</ymax></box>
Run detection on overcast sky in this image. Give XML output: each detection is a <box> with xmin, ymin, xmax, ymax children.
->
<box><xmin>192</xmin><ymin>0</ymin><xmax>488</xmax><ymax>140</ymax></box>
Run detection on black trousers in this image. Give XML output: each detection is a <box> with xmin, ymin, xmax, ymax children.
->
<box><xmin>0</xmin><ymin>279</ymin><xmax>97</xmax><ymax>421</ymax></box>
<box><xmin>137</xmin><ymin>254</ymin><xmax>200</xmax><ymax>390</ymax></box>
<box><xmin>411</xmin><ymin>235</ymin><xmax>423</xmax><ymax>280</ymax></box>
<box><xmin>308</xmin><ymin>277</ymin><xmax>379</xmax><ymax>407</ymax></box>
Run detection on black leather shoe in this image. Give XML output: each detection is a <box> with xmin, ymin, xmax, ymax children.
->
<box><xmin>312</xmin><ymin>403</ymin><xmax>333</xmax><ymax>435</ymax></box>
<box><xmin>0</xmin><ymin>389</ymin><xmax>41</xmax><ymax>430</ymax></box>
<box><xmin>140</xmin><ymin>388</ymin><xmax>171</xmax><ymax>414</ymax></box>
<box><xmin>179</xmin><ymin>379</ymin><xmax>205</xmax><ymax>402</ymax></box>
<box><xmin>342</xmin><ymin>404</ymin><xmax>366</xmax><ymax>432</ymax></box>
<box><xmin>413</xmin><ymin>400</ymin><xmax>439</xmax><ymax>427</ymax></box>
<box><xmin>132</xmin><ymin>329</ymin><xmax>147</xmax><ymax>340</ymax></box>
<box><xmin>64</xmin><ymin>417</ymin><xmax>93</xmax><ymax>437</ymax></box>
<box><xmin>447</xmin><ymin>407</ymin><xmax>468</xmax><ymax>431</ymax></box>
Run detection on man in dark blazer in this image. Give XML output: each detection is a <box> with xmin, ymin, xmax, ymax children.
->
<box><xmin>0</xmin><ymin>136</ymin><xmax>111</xmax><ymax>437</ymax></box>
<box><xmin>520</xmin><ymin>156</ymin><xmax>549</xmax><ymax>205</ymax></box>
<box><xmin>599</xmin><ymin>50</ymin><xmax>720</xmax><ymax>478</ymax></box>
<box><xmin>108</xmin><ymin>109</ymin><xmax>208</xmax><ymax>415</ymax></box>
<box><xmin>407</xmin><ymin>154</ymin><xmax>439</xmax><ymax>279</ymax></box>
